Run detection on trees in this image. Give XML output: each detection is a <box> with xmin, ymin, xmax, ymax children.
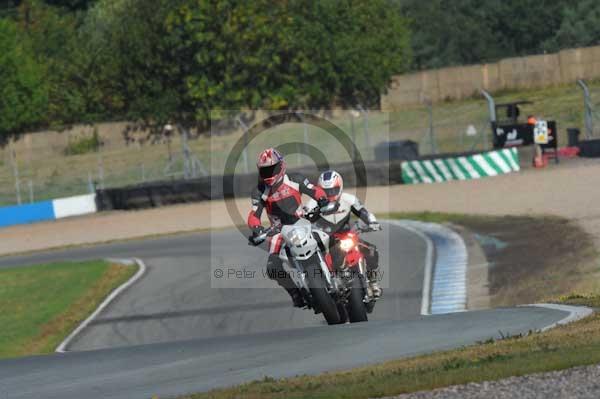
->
<box><xmin>18</xmin><ymin>1</ymin><xmax>92</xmax><ymax>127</ymax></box>
<box><xmin>401</xmin><ymin>0</ymin><xmax>569</xmax><ymax>70</ymax></box>
<box><xmin>319</xmin><ymin>0</ymin><xmax>411</xmax><ymax>107</ymax></box>
<box><xmin>3</xmin><ymin>0</ymin><xmax>410</xmax><ymax>136</ymax></box>
<box><xmin>0</xmin><ymin>19</ymin><xmax>47</xmax><ymax>143</ymax></box>
<box><xmin>168</xmin><ymin>0</ymin><xmax>411</xmax><ymax>114</ymax></box>
<box><xmin>402</xmin><ymin>0</ymin><xmax>503</xmax><ymax>69</ymax></box>
<box><xmin>543</xmin><ymin>0</ymin><xmax>600</xmax><ymax>51</ymax></box>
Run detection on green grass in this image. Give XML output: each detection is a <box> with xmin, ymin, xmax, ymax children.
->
<box><xmin>64</xmin><ymin>130</ymin><xmax>102</xmax><ymax>156</ymax></box>
<box><xmin>0</xmin><ymin>260</ymin><xmax>135</xmax><ymax>358</ymax></box>
<box><xmin>179</xmin><ymin>297</ymin><xmax>600</xmax><ymax>399</ymax></box>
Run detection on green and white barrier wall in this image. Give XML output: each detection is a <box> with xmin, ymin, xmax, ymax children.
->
<box><xmin>401</xmin><ymin>148</ymin><xmax>520</xmax><ymax>184</ymax></box>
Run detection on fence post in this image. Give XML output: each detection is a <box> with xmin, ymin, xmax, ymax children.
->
<box><xmin>357</xmin><ymin>104</ymin><xmax>370</xmax><ymax>153</ymax></box>
<box><xmin>424</xmin><ymin>100</ymin><xmax>437</xmax><ymax>154</ymax></box>
<box><xmin>28</xmin><ymin>180</ymin><xmax>33</xmax><ymax>203</ymax></box>
<box><xmin>9</xmin><ymin>146</ymin><xmax>21</xmax><ymax>205</ymax></box>
<box><xmin>349</xmin><ymin>112</ymin><xmax>357</xmax><ymax>159</ymax></box>
<box><xmin>96</xmin><ymin>151</ymin><xmax>104</xmax><ymax>190</ymax></box>
<box><xmin>88</xmin><ymin>171</ymin><xmax>95</xmax><ymax>193</ymax></box>
<box><xmin>303</xmin><ymin>117</ymin><xmax>309</xmax><ymax>166</ymax></box>
<box><xmin>578</xmin><ymin>79</ymin><xmax>594</xmax><ymax>139</ymax></box>
<box><xmin>180</xmin><ymin>125</ymin><xmax>191</xmax><ymax>179</ymax></box>
<box><xmin>236</xmin><ymin>116</ymin><xmax>250</xmax><ymax>174</ymax></box>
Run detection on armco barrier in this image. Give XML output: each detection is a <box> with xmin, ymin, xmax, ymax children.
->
<box><xmin>401</xmin><ymin>148</ymin><xmax>520</xmax><ymax>184</ymax></box>
<box><xmin>0</xmin><ymin>194</ymin><xmax>97</xmax><ymax>228</ymax></box>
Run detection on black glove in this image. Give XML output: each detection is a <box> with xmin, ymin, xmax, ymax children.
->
<box><xmin>369</xmin><ymin>222</ymin><xmax>382</xmax><ymax>231</ymax></box>
<box><xmin>317</xmin><ymin>197</ymin><xmax>329</xmax><ymax>208</ymax></box>
<box><xmin>252</xmin><ymin>226</ymin><xmax>265</xmax><ymax>236</ymax></box>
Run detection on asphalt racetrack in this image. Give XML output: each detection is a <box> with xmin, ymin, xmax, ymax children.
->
<box><xmin>0</xmin><ymin>221</ymin><xmax>571</xmax><ymax>399</ymax></box>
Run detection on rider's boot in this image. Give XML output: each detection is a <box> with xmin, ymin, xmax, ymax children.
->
<box><xmin>367</xmin><ymin>270</ymin><xmax>382</xmax><ymax>298</ymax></box>
<box><xmin>369</xmin><ymin>280</ymin><xmax>382</xmax><ymax>298</ymax></box>
<box><xmin>285</xmin><ymin>287</ymin><xmax>306</xmax><ymax>308</ymax></box>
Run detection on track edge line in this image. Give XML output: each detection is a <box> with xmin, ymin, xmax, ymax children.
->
<box><xmin>522</xmin><ymin>303</ymin><xmax>594</xmax><ymax>332</ymax></box>
<box><xmin>55</xmin><ymin>257</ymin><xmax>147</xmax><ymax>353</ymax></box>
<box><xmin>385</xmin><ymin>220</ymin><xmax>434</xmax><ymax>316</ymax></box>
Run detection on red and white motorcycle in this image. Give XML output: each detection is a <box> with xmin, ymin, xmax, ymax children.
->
<box><xmin>249</xmin><ymin>204</ymin><xmax>379</xmax><ymax>324</ymax></box>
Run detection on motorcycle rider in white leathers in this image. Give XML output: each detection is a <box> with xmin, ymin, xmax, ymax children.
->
<box><xmin>305</xmin><ymin>170</ymin><xmax>382</xmax><ymax>298</ymax></box>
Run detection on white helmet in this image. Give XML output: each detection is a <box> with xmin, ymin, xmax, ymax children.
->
<box><xmin>318</xmin><ymin>170</ymin><xmax>343</xmax><ymax>201</ymax></box>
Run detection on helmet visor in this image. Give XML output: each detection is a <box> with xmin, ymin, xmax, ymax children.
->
<box><xmin>324</xmin><ymin>186</ymin><xmax>341</xmax><ymax>198</ymax></box>
<box><xmin>259</xmin><ymin>162</ymin><xmax>282</xmax><ymax>179</ymax></box>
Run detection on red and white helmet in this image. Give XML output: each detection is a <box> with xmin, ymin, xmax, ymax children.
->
<box><xmin>257</xmin><ymin>148</ymin><xmax>286</xmax><ymax>186</ymax></box>
<box><xmin>318</xmin><ymin>170</ymin><xmax>343</xmax><ymax>201</ymax></box>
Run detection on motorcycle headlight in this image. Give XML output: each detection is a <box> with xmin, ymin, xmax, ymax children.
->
<box><xmin>340</xmin><ymin>237</ymin><xmax>356</xmax><ymax>252</ymax></box>
<box><xmin>289</xmin><ymin>228</ymin><xmax>307</xmax><ymax>246</ymax></box>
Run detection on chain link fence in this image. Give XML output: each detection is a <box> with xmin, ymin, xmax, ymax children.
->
<box><xmin>0</xmin><ymin>104</ymin><xmax>496</xmax><ymax>206</ymax></box>
<box><xmin>578</xmin><ymin>79</ymin><xmax>600</xmax><ymax>139</ymax></box>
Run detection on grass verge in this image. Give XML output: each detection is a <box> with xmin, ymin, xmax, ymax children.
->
<box><xmin>180</xmin><ymin>296</ymin><xmax>600</xmax><ymax>399</ymax></box>
<box><xmin>0</xmin><ymin>260</ymin><xmax>136</xmax><ymax>359</ymax></box>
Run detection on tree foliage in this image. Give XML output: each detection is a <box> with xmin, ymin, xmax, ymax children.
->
<box><xmin>0</xmin><ymin>18</ymin><xmax>47</xmax><ymax>143</ymax></box>
<box><xmin>402</xmin><ymin>0</ymin><xmax>567</xmax><ymax>70</ymax></box>
<box><xmin>2</xmin><ymin>0</ymin><xmax>600</xmax><ymax>140</ymax></box>
<box><xmin>542</xmin><ymin>0</ymin><xmax>600</xmax><ymax>51</ymax></box>
<box><xmin>0</xmin><ymin>0</ymin><xmax>411</xmax><ymax>135</ymax></box>
<box><xmin>167</xmin><ymin>0</ymin><xmax>410</xmax><ymax>117</ymax></box>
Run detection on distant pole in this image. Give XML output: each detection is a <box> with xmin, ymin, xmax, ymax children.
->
<box><xmin>236</xmin><ymin>117</ymin><xmax>250</xmax><ymax>174</ymax></box>
<box><xmin>88</xmin><ymin>171</ymin><xmax>95</xmax><ymax>193</ymax></box>
<box><xmin>357</xmin><ymin>104</ymin><xmax>370</xmax><ymax>152</ymax></box>
<box><xmin>578</xmin><ymin>79</ymin><xmax>594</xmax><ymax>139</ymax></box>
<box><xmin>9</xmin><ymin>146</ymin><xmax>21</xmax><ymax>205</ymax></box>
<box><xmin>96</xmin><ymin>151</ymin><xmax>104</xmax><ymax>190</ymax></box>
<box><xmin>298</xmin><ymin>112</ymin><xmax>309</xmax><ymax>167</ymax></box>
<box><xmin>302</xmin><ymin>120</ymin><xmax>309</xmax><ymax>166</ymax></box>
<box><xmin>427</xmin><ymin>101</ymin><xmax>436</xmax><ymax>154</ymax></box>
<box><xmin>350</xmin><ymin>112</ymin><xmax>357</xmax><ymax>159</ymax></box>
<box><xmin>481</xmin><ymin>89</ymin><xmax>497</xmax><ymax>147</ymax></box>
<box><xmin>483</xmin><ymin>123</ymin><xmax>489</xmax><ymax>149</ymax></box>
<box><xmin>179</xmin><ymin>125</ymin><xmax>191</xmax><ymax>179</ymax></box>
<box><xmin>28</xmin><ymin>180</ymin><xmax>33</xmax><ymax>203</ymax></box>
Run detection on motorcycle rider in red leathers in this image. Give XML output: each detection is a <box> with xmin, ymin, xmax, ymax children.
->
<box><xmin>248</xmin><ymin>148</ymin><xmax>329</xmax><ymax>307</ymax></box>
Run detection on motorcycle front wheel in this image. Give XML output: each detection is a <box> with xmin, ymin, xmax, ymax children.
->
<box><xmin>304</xmin><ymin>262</ymin><xmax>342</xmax><ymax>325</ymax></box>
<box><xmin>347</xmin><ymin>276</ymin><xmax>368</xmax><ymax>323</ymax></box>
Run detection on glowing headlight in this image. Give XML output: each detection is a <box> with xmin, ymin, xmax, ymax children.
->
<box><xmin>340</xmin><ymin>237</ymin><xmax>356</xmax><ymax>252</ymax></box>
<box><xmin>289</xmin><ymin>228</ymin><xmax>307</xmax><ymax>246</ymax></box>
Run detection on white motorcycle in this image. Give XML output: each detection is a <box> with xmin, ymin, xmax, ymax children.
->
<box><xmin>249</xmin><ymin>203</ymin><xmax>374</xmax><ymax>325</ymax></box>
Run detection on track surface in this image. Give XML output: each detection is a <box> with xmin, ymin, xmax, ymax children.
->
<box><xmin>0</xmin><ymin>222</ymin><xmax>424</xmax><ymax>350</ymax></box>
<box><xmin>0</xmin><ymin>307</ymin><xmax>567</xmax><ymax>399</ymax></box>
<box><xmin>0</xmin><ymin>222</ymin><xmax>572</xmax><ymax>399</ymax></box>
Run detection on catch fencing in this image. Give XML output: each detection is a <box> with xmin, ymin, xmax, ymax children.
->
<box><xmin>0</xmin><ymin>107</ymin><xmax>498</xmax><ymax>207</ymax></box>
<box><xmin>578</xmin><ymin>79</ymin><xmax>600</xmax><ymax>139</ymax></box>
